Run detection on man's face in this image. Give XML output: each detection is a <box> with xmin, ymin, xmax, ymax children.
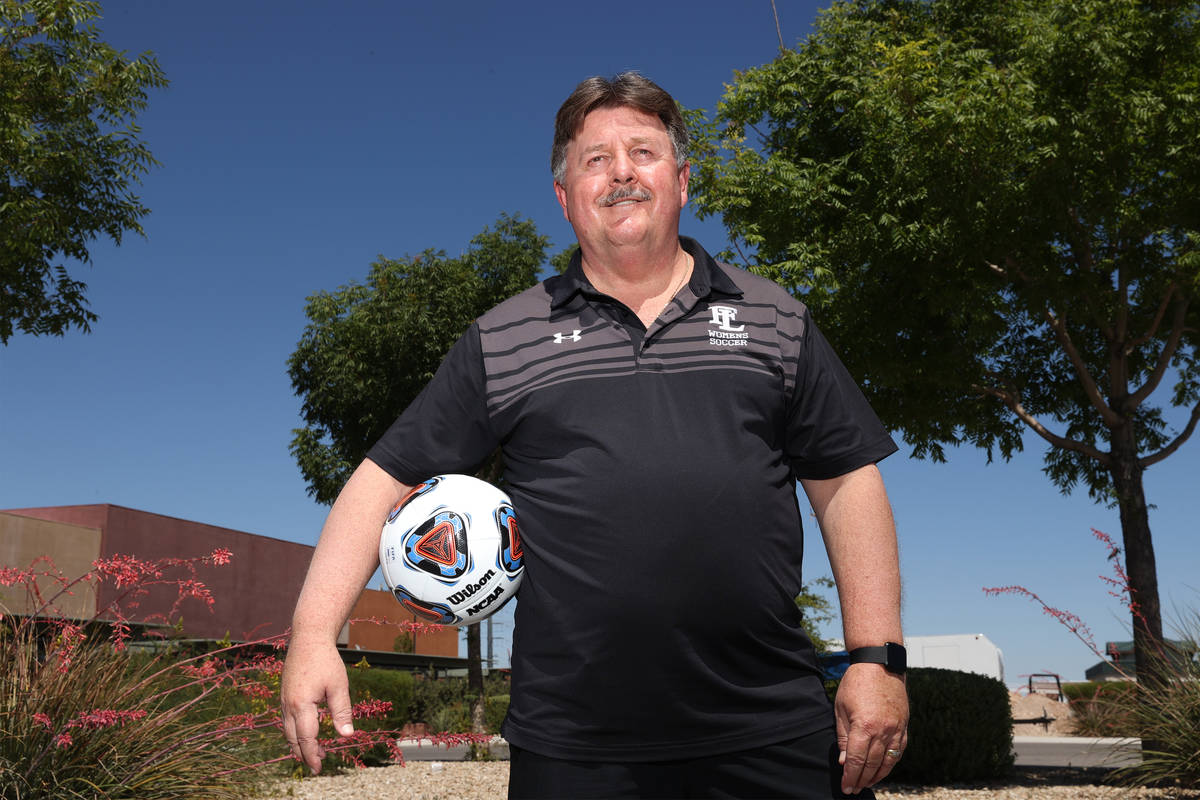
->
<box><xmin>554</xmin><ymin>105</ymin><xmax>689</xmax><ymax>256</ymax></box>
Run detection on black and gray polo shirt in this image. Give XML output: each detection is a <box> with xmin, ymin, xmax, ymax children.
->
<box><xmin>368</xmin><ymin>237</ymin><xmax>897</xmax><ymax>761</ymax></box>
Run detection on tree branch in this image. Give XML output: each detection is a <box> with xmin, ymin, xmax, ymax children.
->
<box><xmin>1066</xmin><ymin>207</ymin><xmax>1114</xmax><ymax>341</ymax></box>
<box><xmin>1129</xmin><ymin>282</ymin><xmax>1179</xmax><ymax>350</ymax></box>
<box><xmin>732</xmin><ymin>238</ymin><xmax>754</xmax><ymax>270</ymax></box>
<box><xmin>1127</xmin><ymin>295</ymin><xmax>1189</xmax><ymax>410</ymax></box>
<box><xmin>1114</xmin><ymin>251</ymin><xmax>1130</xmax><ymax>346</ymax></box>
<box><xmin>984</xmin><ymin>256</ymin><xmax>1028</xmax><ymax>282</ymax></box>
<box><xmin>1141</xmin><ymin>398</ymin><xmax>1200</xmax><ymax>468</ymax></box>
<box><xmin>1044</xmin><ymin>308</ymin><xmax>1122</xmax><ymax>427</ymax></box>
<box><xmin>976</xmin><ymin>383</ymin><xmax>1112</xmax><ymax>465</ymax></box>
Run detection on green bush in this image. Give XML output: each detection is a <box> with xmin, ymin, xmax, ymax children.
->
<box><xmin>347</xmin><ymin>663</ymin><xmax>415</xmax><ymax>732</ymax></box>
<box><xmin>1067</xmin><ymin>681</ymin><xmax>1138</xmax><ymax>737</ymax></box>
<box><xmin>1112</xmin><ymin>614</ymin><xmax>1200</xmax><ymax>789</ymax></box>
<box><xmin>405</xmin><ymin>672</ymin><xmax>510</xmax><ymax>734</ymax></box>
<box><xmin>326</xmin><ymin>664</ymin><xmax>418</xmax><ymax>768</ymax></box>
<box><xmin>1062</xmin><ymin>680</ymin><xmax>1104</xmax><ymax>702</ymax></box>
<box><xmin>485</xmin><ymin>694</ymin><xmax>510</xmax><ymax>733</ymax></box>
<box><xmin>886</xmin><ymin>667</ymin><xmax>1014</xmax><ymax>785</ymax></box>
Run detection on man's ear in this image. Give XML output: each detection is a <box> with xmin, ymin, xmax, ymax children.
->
<box><xmin>554</xmin><ymin>180</ymin><xmax>570</xmax><ymax>222</ymax></box>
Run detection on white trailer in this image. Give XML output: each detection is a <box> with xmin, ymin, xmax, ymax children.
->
<box><xmin>905</xmin><ymin>633</ymin><xmax>1005</xmax><ymax>683</ymax></box>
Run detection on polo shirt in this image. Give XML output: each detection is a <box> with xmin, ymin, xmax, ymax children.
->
<box><xmin>367</xmin><ymin>237</ymin><xmax>897</xmax><ymax>761</ymax></box>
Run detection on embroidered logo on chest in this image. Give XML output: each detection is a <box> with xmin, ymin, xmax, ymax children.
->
<box><xmin>707</xmin><ymin>306</ymin><xmax>749</xmax><ymax>347</ymax></box>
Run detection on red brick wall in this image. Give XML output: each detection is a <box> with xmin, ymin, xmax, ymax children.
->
<box><xmin>4</xmin><ymin>505</ymin><xmax>459</xmax><ymax>659</ymax></box>
<box><xmin>4</xmin><ymin>505</ymin><xmax>310</xmax><ymax>642</ymax></box>
<box><xmin>349</xmin><ymin>588</ymin><xmax>459</xmax><ymax>657</ymax></box>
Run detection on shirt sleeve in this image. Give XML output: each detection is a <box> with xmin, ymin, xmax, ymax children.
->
<box><xmin>366</xmin><ymin>323</ymin><xmax>499</xmax><ymax>485</ymax></box>
<box><xmin>784</xmin><ymin>310</ymin><xmax>898</xmax><ymax>480</ymax></box>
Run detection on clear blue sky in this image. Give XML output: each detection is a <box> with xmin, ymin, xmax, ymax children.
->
<box><xmin>2</xmin><ymin>0</ymin><xmax>1196</xmax><ymax>685</ymax></box>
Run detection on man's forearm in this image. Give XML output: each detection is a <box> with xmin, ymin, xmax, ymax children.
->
<box><xmin>803</xmin><ymin>463</ymin><xmax>908</xmax><ymax>794</ymax></box>
<box><xmin>801</xmin><ymin>464</ymin><xmax>902</xmax><ymax>647</ymax></box>
<box><xmin>290</xmin><ymin>459</ymin><xmax>410</xmax><ymax>644</ymax></box>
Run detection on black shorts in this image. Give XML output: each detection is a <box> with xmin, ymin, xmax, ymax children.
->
<box><xmin>507</xmin><ymin>726</ymin><xmax>875</xmax><ymax>800</ymax></box>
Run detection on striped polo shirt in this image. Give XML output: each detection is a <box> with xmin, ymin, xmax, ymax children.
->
<box><xmin>368</xmin><ymin>237</ymin><xmax>896</xmax><ymax>761</ymax></box>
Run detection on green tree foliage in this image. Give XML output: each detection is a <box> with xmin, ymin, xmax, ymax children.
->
<box><xmin>288</xmin><ymin>213</ymin><xmax>549</xmax><ymax>505</ymax></box>
<box><xmin>796</xmin><ymin>576</ymin><xmax>838</xmax><ymax>652</ymax></box>
<box><xmin>289</xmin><ymin>213</ymin><xmax>548</xmax><ymax>733</ymax></box>
<box><xmin>689</xmin><ymin>0</ymin><xmax>1200</xmax><ymax>688</ymax></box>
<box><xmin>0</xmin><ymin>0</ymin><xmax>167</xmax><ymax>343</ymax></box>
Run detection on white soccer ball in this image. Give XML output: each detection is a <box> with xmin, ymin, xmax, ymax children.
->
<box><xmin>378</xmin><ymin>474</ymin><xmax>524</xmax><ymax>626</ymax></box>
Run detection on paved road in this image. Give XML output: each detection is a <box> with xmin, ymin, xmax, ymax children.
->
<box><xmin>396</xmin><ymin>737</ymin><xmax>509</xmax><ymax>762</ymax></box>
<box><xmin>401</xmin><ymin>736</ymin><xmax>1142</xmax><ymax>768</ymax></box>
<box><xmin>1013</xmin><ymin>736</ymin><xmax>1141</xmax><ymax>768</ymax></box>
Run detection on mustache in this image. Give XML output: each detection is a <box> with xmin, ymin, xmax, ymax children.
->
<box><xmin>599</xmin><ymin>186</ymin><xmax>652</xmax><ymax>206</ymax></box>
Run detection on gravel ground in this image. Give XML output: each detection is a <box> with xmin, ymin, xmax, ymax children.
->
<box><xmin>259</xmin><ymin>762</ymin><xmax>1199</xmax><ymax>800</ymax></box>
<box><xmin>260</xmin><ymin>699</ymin><xmax>1199</xmax><ymax>799</ymax></box>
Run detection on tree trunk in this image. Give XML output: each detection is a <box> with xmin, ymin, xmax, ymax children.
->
<box><xmin>1108</xmin><ymin>422</ymin><xmax>1165</xmax><ymax>686</ymax></box>
<box><xmin>466</xmin><ymin>621</ymin><xmax>487</xmax><ymax>734</ymax></box>
<box><xmin>1108</xmin><ymin>420</ymin><xmax>1166</xmax><ymax>759</ymax></box>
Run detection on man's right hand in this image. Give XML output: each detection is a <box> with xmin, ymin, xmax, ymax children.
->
<box><xmin>280</xmin><ymin>636</ymin><xmax>355</xmax><ymax>774</ymax></box>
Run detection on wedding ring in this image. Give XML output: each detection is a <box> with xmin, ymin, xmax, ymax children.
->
<box><xmin>885</xmin><ymin>748</ymin><xmax>903</xmax><ymax>759</ymax></box>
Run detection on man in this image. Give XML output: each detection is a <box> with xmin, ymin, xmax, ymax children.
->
<box><xmin>282</xmin><ymin>72</ymin><xmax>907</xmax><ymax>799</ymax></box>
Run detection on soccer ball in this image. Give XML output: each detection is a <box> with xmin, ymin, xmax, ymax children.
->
<box><xmin>379</xmin><ymin>474</ymin><xmax>523</xmax><ymax>626</ymax></box>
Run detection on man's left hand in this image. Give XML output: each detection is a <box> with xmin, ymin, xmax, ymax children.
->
<box><xmin>834</xmin><ymin>663</ymin><xmax>909</xmax><ymax>795</ymax></box>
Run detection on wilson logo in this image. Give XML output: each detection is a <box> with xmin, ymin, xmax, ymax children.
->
<box><xmin>446</xmin><ymin>569</ymin><xmax>496</xmax><ymax>605</ymax></box>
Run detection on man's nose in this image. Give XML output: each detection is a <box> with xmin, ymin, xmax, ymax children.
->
<box><xmin>610</xmin><ymin>151</ymin><xmax>635</xmax><ymax>182</ymax></box>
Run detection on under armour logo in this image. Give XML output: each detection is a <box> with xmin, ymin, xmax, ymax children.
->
<box><xmin>708</xmin><ymin>306</ymin><xmax>745</xmax><ymax>332</ymax></box>
<box><xmin>553</xmin><ymin>330</ymin><xmax>582</xmax><ymax>344</ymax></box>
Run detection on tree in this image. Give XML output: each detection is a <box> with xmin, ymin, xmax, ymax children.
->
<box><xmin>289</xmin><ymin>212</ymin><xmax>548</xmax><ymax>503</ymax></box>
<box><xmin>688</xmin><ymin>0</ymin><xmax>1200</xmax><ymax>687</ymax></box>
<box><xmin>289</xmin><ymin>212</ymin><xmax>549</xmax><ymax>731</ymax></box>
<box><xmin>796</xmin><ymin>577</ymin><xmax>839</xmax><ymax>653</ymax></box>
<box><xmin>1</xmin><ymin>0</ymin><xmax>167</xmax><ymax>344</ymax></box>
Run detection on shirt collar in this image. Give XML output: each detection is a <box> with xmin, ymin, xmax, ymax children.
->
<box><xmin>550</xmin><ymin>236</ymin><xmax>744</xmax><ymax>311</ymax></box>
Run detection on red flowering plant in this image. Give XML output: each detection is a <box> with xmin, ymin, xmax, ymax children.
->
<box><xmin>985</xmin><ymin>529</ymin><xmax>1200</xmax><ymax>789</ymax></box>
<box><xmin>0</xmin><ymin>551</ymin><xmax>488</xmax><ymax>799</ymax></box>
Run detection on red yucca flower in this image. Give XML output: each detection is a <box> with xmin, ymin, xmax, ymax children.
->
<box><xmin>4</xmin><ymin>547</ymin><xmax>477</xmax><ymax>790</ymax></box>
<box><xmin>984</xmin><ymin>529</ymin><xmax>1138</xmax><ymax>677</ymax></box>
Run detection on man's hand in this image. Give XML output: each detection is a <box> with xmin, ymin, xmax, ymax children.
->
<box><xmin>279</xmin><ymin>460</ymin><xmax>409</xmax><ymax>773</ymax></box>
<box><xmin>280</xmin><ymin>637</ymin><xmax>355</xmax><ymax>774</ymax></box>
<box><xmin>835</xmin><ymin>663</ymin><xmax>908</xmax><ymax>795</ymax></box>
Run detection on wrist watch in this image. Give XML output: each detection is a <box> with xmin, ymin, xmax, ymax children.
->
<box><xmin>847</xmin><ymin>641</ymin><xmax>907</xmax><ymax>675</ymax></box>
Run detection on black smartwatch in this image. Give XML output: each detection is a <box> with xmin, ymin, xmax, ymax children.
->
<box><xmin>847</xmin><ymin>642</ymin><xmax>907</xmax><ymax>675</ymax></box>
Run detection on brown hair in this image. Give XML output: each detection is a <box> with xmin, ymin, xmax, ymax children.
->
<box><xmin>551</xmin><ymin>72</ymin><xmax>689</xmax><ymax>184</ymax></box>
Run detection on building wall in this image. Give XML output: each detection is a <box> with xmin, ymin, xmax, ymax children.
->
<box><xmin>0</xmin><ymin>512</ymin><xmax>102</xmax><ymax>620</ymax></box>
<box><xmin>349</xmin><ymin>587</ymin><xmax>459</xmax><ymax>657</ymax></box>
<box><xmin>3</xmin><ymin>504</ymin><xmax>463</xmax><ymax>661</ymax></box>
<box><xmin>2</xmin><ymin>505</ymin><xmax>318</xmax><ymax>644</ymax></box>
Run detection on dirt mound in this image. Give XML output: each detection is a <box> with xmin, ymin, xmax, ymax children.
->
<box><xmin>1010</xmin><ymin>690</ymin><xmax>1077</xmax><ymax>736</ymax></box>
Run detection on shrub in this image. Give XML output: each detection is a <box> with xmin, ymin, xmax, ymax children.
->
<box><xmin>485</xmin><ymin>693</ymin><xmax>510</xmax><ymax>733</ymax></box>
<box><xmin>0</xmin><ymin>552</ymin><xmax>274</xmax><ymax>799</ymax></box>
<box><xmin>988</xmin><ymin>530</ymin><xmax>1200</xmax><ymax>788</ymax></box>
<box><xmin>1112</xmin><ymin>609</ymin><xmax>1200</xmax><ymax>789</ymax></box>
<box><xmin>0</xmin><ymin>552</ymin><xmax>482</xmax><ymax>795</ymax></box>
<box><xmin>1067</xmin><ymin>682</ymin><xmax>1138</xmax><ymax>738</ymax></box>
<box><xmin>1062</xmin><ymin>680</ymin><xmax>1105</xmax><ymax>702</ymax></box>
<box><xmin>347</xmin><ymin>663</ymin><xmax>415</xmax><ymax>733</ymax></box>
<box><xmin>886</xmin><ymin>667</ymin><xmax>1014</xmax><ymax>785</ymax></box>
<box><xmin>406</xmin><ymin>671</ymin><xmax>510</xmax><ymax>734</ymax></box>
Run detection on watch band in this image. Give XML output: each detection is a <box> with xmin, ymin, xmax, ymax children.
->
<box><xmin>847</xmin><ymin>641</ymin><xmax>907</xmax><ymax>675</ymax></box>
